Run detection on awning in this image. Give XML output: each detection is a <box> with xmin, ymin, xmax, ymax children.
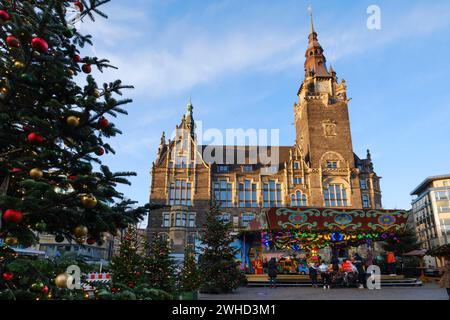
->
<box><xmin>248</xmin><ymin>207</ymin><xmax>408</xmax><ymax>233</ymax></box>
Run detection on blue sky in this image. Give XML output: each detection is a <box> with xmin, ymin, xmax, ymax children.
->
<box><xmin>77</xmin><ymin>0</ymin><xmax>450</xmax><ymax>226</ymax></box>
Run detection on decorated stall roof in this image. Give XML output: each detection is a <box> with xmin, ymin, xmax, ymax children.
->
<box><xmin>247</xmin><ymin>208</ymin><xmax>409</xmax><ymax>250</ymax></box>
<box><xmin>248</xmin><ymin>207</ymin><xmax>408</xmax><ymax>232</ymax></box>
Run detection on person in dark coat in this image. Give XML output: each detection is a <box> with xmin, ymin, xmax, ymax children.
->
<box><xmin>353</xmin><ymin>253</ymin><xmax>366</xmax><ymax>289</ymax></box>
<box><xmin>268</xmin><ymin>258</ymin><xmax>278</xmax><ymax>288</ymax></box>
<box><xmin>309</xmin><ymin>263</ymin><xmax>318</xmax><ymax>288</ymax></box>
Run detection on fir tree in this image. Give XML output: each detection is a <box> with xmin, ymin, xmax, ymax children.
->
<box><xmin>179</xmin><ymin>245</ymin><xmax>201</xmax><ymax>293</ymax></box>
<box><xmin>199</xmin><ymin>201</ymin><xmax>244</xmax><ymax>293</ymax></box>
<box><xmin>0</xmin><ymin>0</ymin><xmax>151</xmax><ymax>299</ymax></box>
<box><xmin>144</xmin><ymin>234</ymin><xmax>176</xmax><ymax>295</ymax></box>
<box><xmin>383</xmin><ymin>228</ymin><xmax>421</xmax><ymax>256</ymax></box>
<box><xmin>110</xmin><ymin>225</ymin><xmax>144</xmax><ymax>289</ymax></box>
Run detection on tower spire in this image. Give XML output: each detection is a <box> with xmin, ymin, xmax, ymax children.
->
<box><xmin>308</xmin><ymin>5</ymin><xmax>315</xmax><ymax>34</ymax></box>
<box><xmin>304</xmin><ymin>7</ymin><xmax>329</xmax><ymax>77</ymax></box>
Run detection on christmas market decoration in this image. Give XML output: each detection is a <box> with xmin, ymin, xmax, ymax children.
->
<box><xmin>95</xmin><ymin>147</ymin><xmax>105</xmax><ymax>156</ymax></box>
<box><xmin>2</xmin><ymin>271</ymin><xmax>13</xmax><ymax>281</ymax></box>
<box><xmin>66</xmin><ymin>115</ymin><xmax>80</xmax><ymax>127</ymax></box>
<box><xmin>82</xmin><ymin>63</ymin><xmax>92</xmax><ymax>74</ymax></box>
<box><xmin>98</xmin><ymin>117</ymin><xmax>109</xmax><ymax>128</ymax></box>
<box><xmin>29</xmin><ymin>168</ymin><xmax>44</xmax><ymax>179</ymax></box>
<box><xmin>31</xmin><ymin>37</ymin><xmax>49</xmax><ymax>53</ymax></box>
<box><xmin>2</xmin><ymin>209</ymin><xmax>24</xmax><ymax>224</ymax></box>
<box><xmin>80</xmin><ymin>194</ymin><xmax>97</xmax><ymax>208</ymax></box>
<box><xmin>4</xmin><ymin>237</ymin><xmax>18</xmax><ymax>246</ymax></box>
<box><xmin>6</xmin><ymin>35</ymin><xmax>20</xmax><ymax>48</ymax></box>
<box><xmin>27</xmin><ymin>132</ymin><xmax>44</xmax><ymax>144</ymax></box>
<box><xmin>55</xmin><ymin>273</ymin><xmax>70</xmax><ymax>289</ymax></box>
<box><xmin>0</xmin><ymin>10</ymin><xmax>11</xmax><ymax>23</ymax></box>
<box><xmin>73</xmin><ymin>54</ymin><xmax>81</xmax><ymax>62</ymax></box>
<box><xmin>73</xmin><ymin>225</ymin><xmax>88</xmax><ymax>238</ymax></box>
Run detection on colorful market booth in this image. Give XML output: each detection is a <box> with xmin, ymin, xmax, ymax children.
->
<box><xmin>239</xmin><ymin>207</ymin><xmax>408</xmax><ymax>275</ymax></box>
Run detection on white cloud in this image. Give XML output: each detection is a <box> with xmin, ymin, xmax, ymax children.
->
<box><xmin>76</xmin><ymin>2</ymin><xmax>450</xmax><ymax>98</ymax></box>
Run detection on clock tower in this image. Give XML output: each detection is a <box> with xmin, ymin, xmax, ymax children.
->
<box><xmin>294</xmin><ymin>12</ymin><xmax>362</xmax><ymax>207</ymax></box>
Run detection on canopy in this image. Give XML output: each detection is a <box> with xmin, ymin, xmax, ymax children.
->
<box><xmin>248</xmin><ymin>207</ymin><xmax>408</xmax><ymax>233</ymax></box>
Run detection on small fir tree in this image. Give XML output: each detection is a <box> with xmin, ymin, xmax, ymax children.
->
<box><xmin>179</xmin><ymin>245</ymin><xmax>201</xmax><ymax>293</ymax></box>
<box><xmin>144</xmin><ymin>233</ymin><xmax>176</xmax><ymax>295</ymax></box>
<box><xmin>110</xmin><ymin>225</ymin><xmax>144</xmax><ymax>289</ymax></box>
<box><xmin>199</xmin><ymin>201</ymin><xmax>244</xmax><ymax>293</ymax></box>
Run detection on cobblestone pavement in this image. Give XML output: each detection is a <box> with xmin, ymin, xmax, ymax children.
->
<box><xmin>199</xmin><ymin>283</ymin><xmax>448</xmax><ymax>300</ymax></box>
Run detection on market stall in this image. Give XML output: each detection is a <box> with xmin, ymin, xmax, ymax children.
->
<box><xmin>240</xmin><ymin>207</ymin><xmax>408</xmax><ymax>275</ymax></box>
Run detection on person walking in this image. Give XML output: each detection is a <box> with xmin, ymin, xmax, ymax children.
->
<box><xmin>439</xmin><ymin>257</ymin><xmax>450</xmax><ymax>300</ymax></box>
<box><xmin>353</xmin><ymin>253</ymin><xmax>366</xmax><ymax>289</ymax></box>
<box><xmin>268</xmin><ymin>258</ymin><xmax>278</xmax><ymax>289</ymax></box>
<box><xmin>318</xmin><ymin>262</ymin><xmax>330</xmax><ymax>289</ymax></box>
<box><xmin>309</xmin><ymin>263</ymin><xmax>318</xmax><ymax>288</ymax></box>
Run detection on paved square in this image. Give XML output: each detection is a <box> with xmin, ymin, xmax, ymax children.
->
<box><xmin>199</xmin><ymin>283</ymin><xmax>448</xmax><ymax>300</ymax></box>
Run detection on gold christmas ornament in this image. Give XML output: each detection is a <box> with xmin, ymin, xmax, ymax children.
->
<box><xmin>73</xmin><ymin>225</ymin><xmax>88</xmax><ymax>238</ymax></box>
<box><xmin>93</xmin><ymin>89</ymin><xmax>101</xmax><ymax>98</ymax></box>
<box><xmin>13</xmin><ymin>61</ymin><xmax>25</xmax><ymax>69</ymax></box>
<box><xmin>55</xmin><ymin>273</ymin><xmax>69</xmax><ymax>288</ymax></box>
<box><xmin>75</xmin><ymin>237</ymin><xmax>85</xmax><ymax>244</ymax></box>
<box><xmin>68</xmin><ymin>69</ymin><xmax>75</xmax><ymax>76</ymax></box>
<box><xmin>66</xmin><ymin>116</ymin><xmax>80</xmax><ymax>127</ymax></box>
<box><xmin>5</xmin><ymin>237</ymin><xmax>18</xmax><ymax>246</ymax></box>
<box><xmin>81</xmin><ymin>194</ymin><xmax>97</xmax><ymax>208</ymax></box>
<box><xmin>29</xmin><ymin>168</ymin><xmax>43</xmax><ymax>179</ymax></box>
<box><xmin>0</xmin><ymin>87</ymin><xmax>8</xmax><ymax>94</ymax></box>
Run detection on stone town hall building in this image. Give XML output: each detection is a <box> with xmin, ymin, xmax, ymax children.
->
<box><xmin>148</xmin><ymin>17</ymin><xmax>383</xmax><ymax>253</ymax></box>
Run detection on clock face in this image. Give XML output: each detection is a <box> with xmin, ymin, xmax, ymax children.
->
<box><xmin>314</xmin><ymin>81</ymin><xmax>329</xmax><ymax>93</ymax></box>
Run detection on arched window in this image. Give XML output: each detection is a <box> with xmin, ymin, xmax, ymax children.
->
<box><xmin>291</xmin><ymin>190</ymin><xmax>308</xmax><ymax>207</ymax></box>
<box><xmin>323</xmin><ymin>184</ymin><xmax>349</xmax><ymax>207</ymax></box>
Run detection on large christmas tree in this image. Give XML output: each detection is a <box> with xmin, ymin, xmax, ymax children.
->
<box><xmin>199</xmin><ymin>201</ymin><xmax>244</xmax><ymax>293</ymax></box>
<box><xmin>0</xmin><ymin>0</ymin><xmax>149</xmax><ymax>298</ymax></box>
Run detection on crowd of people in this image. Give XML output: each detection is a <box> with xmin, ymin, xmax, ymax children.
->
<box><xmin>267</xmin><ymin>253</ymin><xmax>371</xmax><ymax>289</ymax></box>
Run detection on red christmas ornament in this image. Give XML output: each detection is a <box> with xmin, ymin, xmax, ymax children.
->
<box><xmin>10</xmin><ymin>168</ymin><xmax>23</xmax><ymax>173</ymax></box>
<box><xmin>68</xmin><ymin>175</ymin><xmax>77</xmax><ymax>181</ymax></box>
<box><xmin>73</xmin><ymin>54</ymin><xmax>81</xmax><ymax>63</ymax></box>
<box><xmin>6</xmin><ymin>35</ymin><xmax>20</xmax><ymax>48</ymax></box>
<box><xmin>2</xmin><ymin>272</ymin><xmax>13</xmax><ymax>282</ymax></box>
<box><xmin>95</xmin><ymin>147</ymin><xmax>104</xmax><ymax>156</ymax></box>
<box><xmin>82</xmin><ymin>64</ymin><xmax>91</xmax><ymax>74</ymax></box>
<box><xmin>27</xmin><ymin>132</ymin><xmax>44</xmax><ymax>144</ymax></box>
<box><xmin>86</xmin><ymin>238</ymin><xmax>96</xmax><ymax>245</ymax></box>
<box><xmin>98</xmin><ymin>117</ymin><xmax>109</xmax><ymax>128</ymax></box>
<box><xmin>74</xmin><ymin>1</ymin><xmax>84</xmax><ymax>12</ymax></box>
<box><xmin>111</xmin><ymin>287</ymin><xmax>118</xmax><ymax>293</ymax></box>
<box><xmin>3</xmin><ymin>209</ymin><xmax>24</xmax><ymax>223</ymax></box>
<box><xmin>42</xmin><ymin>285</ymin><xmax>49</xmax><ymax>295</ymax></box>
<box><xmin>31</xmin><ymin>37</ymin><xmax>49</xmax><ymax>53</ymax></box>
<box><xmin>0</xmin><ymin>10</ymin><xmax>11</xmax><ymax>23</ymax></box>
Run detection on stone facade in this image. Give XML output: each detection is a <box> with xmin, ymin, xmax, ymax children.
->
<box><xmin>147</xmin><ymin>18</ymin><xmax>383</xmax><ymax>253</ymax></box>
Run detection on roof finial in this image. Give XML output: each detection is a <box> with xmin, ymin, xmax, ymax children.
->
<box><xmin>307</xmin><ymin>5</ymin><xmax>315</xmax><ymax>34</ymax></box>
